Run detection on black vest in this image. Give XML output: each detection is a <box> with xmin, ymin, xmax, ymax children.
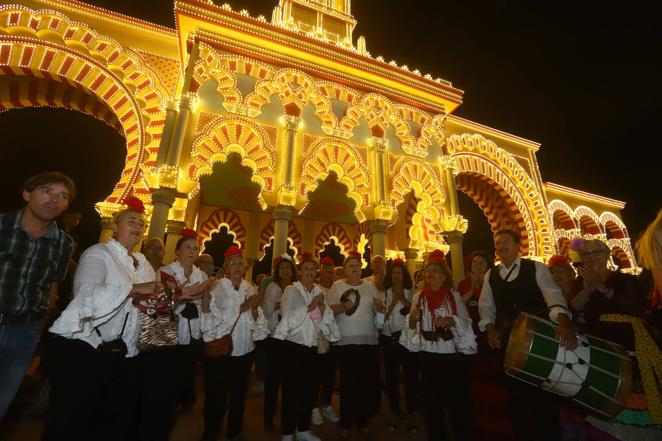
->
<box><xmin>489</xmin><ymin>258</ymin><xmax>546</xmax><ymax>326</ymax></box>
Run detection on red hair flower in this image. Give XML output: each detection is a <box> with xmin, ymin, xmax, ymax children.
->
<box><xmin>224</xmin><ymin>245</ymin><xmax>242</xmax><ymax>258</ymax></box>
<box><xmin>428</xmin><ymin>249</ymin><xmax>446</xmax><ymax>264</ymax></box>
<box><xmin>348</xmin><ymin>251</ymin><xmax>362</xmax><ymax>259</ymax></box>
<box><xmin>179</xmin><ymin>227</ymin><xmax>198</xmax><ymax>239</ymax></box>
<box><xmin>123</xmin><ymin>196</ymin><xmax>145</xmax><ymax>213</ymax></box>
<box><xmin>320</xmin><ymin>256</ymin><xmax>335</xmax><ymax>266</ymax></box>
<box><xmin>547</xmin><ymin>255</ymin><xmax>569</xmax><ymax>268</ymax></box>
<box><xmin>392</xmin><ymin>258</ymin><xmax>406</xmax><ymax>267</ymax></box>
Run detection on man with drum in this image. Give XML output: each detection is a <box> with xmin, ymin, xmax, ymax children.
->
<box><xmin>478</xmin><ymin>229</ymin><xmax>577</xmax><ymax>441</ymax></box>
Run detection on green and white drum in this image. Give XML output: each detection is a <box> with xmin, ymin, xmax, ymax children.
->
<box><xmin>505</xmin><ymin>313</ymin><xmax>632</xmax><ymax>418</ymax></box>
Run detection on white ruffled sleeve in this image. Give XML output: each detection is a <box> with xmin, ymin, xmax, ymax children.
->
<box><xmin>201</xmin><ymin>284</ymin><xmax>236</xmax><ymax>342</ymax></box>
<box><xmin>399</xmin><ymin>292</ymin><xmax>422</xmax><ymax>352</ymax></box>
<box><xmin>51</xmin><ymin>247</ymin><xmax>132</xmax><ymax>335</ymax></box>
<box><xmin>451</xmin><ymin>290</ymin><xmax>478</xmax><ymax>354</ymax></box>
<box><xmin>272</xmin><ymin>286</ymin><xmax>306</xmax><ymax>340</ymax></box>
<box><xmin>316</xmin><ymin>300</ymin><xmax>341</xmax><ymax>343</ymax></box>
<box><xmin>250</xmin><ymin>307</ymin><xmax>269</xmax><ymax>343</ymax></box>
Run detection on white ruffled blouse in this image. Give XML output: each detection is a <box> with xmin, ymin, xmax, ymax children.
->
<box><xmin>49</xmin><ymin>238</ymin><xmax>155</xmax><ymax>357</ymax></box>
<box><xmin>377</xmin><ymin>288</ymin><xmax>413</xmax><ymax>336</ymax></box>
<box><xmin>272</xmin><ymin>282</ymin><xmax>341</xmax><ymax>347</ymax></box>
<box><xmin>159</xmin><ymin>261</ymin><xmax>207</xmax><ymax>345</ymax></box>
<box><xmin>263</xmin><ymin>282</ymin><xmax>283</xmax><ymax>335</ymax></box>
<box><xmin>201</xmin><ymin>278</ymin><xmax>268</xmax><ymax>356</ymax></box>
<box><xmin>399</xmin><ymin>289</ymin><xmax>477</xmax><ymax>355</ymax></box>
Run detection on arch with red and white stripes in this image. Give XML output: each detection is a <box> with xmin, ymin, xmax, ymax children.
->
<box><xmin>198</xmin><ymin>208</ymin><xmax>246</xmax><ymax>248</ymax></box>
<box><xmin>315</xmin><ymin>223</ymin><xmax>352</xmax><ymax>256</ymax></box>
<box><xmin>258</xmin><ymin>219</ymin><xmax>303</xmax><ymax>257</ymax></box>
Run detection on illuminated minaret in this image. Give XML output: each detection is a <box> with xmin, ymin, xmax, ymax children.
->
<box><xmin>272</xmin><ymin>0</ymin><xmax>362</xmax><ymax>50</ymax></box>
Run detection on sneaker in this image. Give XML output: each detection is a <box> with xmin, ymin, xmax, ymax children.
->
<box><xmin>322</xmin><ymin>405</ymin><xmax>340</xmax><ymax>423</ymax></box>
<box><xmin>296</xmin><ymin>430</ymin><xmax>321</xmax><ymax>441</ymax></box>
<box><xmin>311</xmin><ymin>407</ymin><xmax>324</xmax><ymax>425</ymax></box>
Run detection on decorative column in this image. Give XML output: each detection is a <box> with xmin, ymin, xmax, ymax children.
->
<box><xmin>165</xmin><ymin>93</ymin><xmax>195</xmax><ymax>168</ymax></box>
<box><xmin>277</xmin><ymin>115</ymin><xmax>302</xmax><ymax>207</ymax></box>
<box><xmin>404</xmin><ymin>247</ymin><xmax>419</xmax><ymax>277</ymax></box>
<box><xmin>439</xmin><ymin>156</ymin><xmax>468</xmax><ymax>283</ymax></box>
<box><xmin>369</xmin><ymin>219</ymin><xmax>389</xmax><ymax>258</ymax></box>
<box><xmin>163</xmin><ymin>220</ymin><xmax>185</xmax><ymax>264</ymax></box>
<box><xmin>148</xmin><ymin>187</ymin><xmax>176</xmax><ymax>240</ymax></box>
<box><xmin>99</xmin><ymin>216</ymin><xmax>114</xmax><ymax>244</ymax></box>
<box><xmin>272</xmin><ymin>205</ymin><xmax>294</xmax><ymax>261</ymax></box>
<box><xmin>155</xmin><ymin>100</ymin><xmax>178</xmax><ymax>166</ymax></box>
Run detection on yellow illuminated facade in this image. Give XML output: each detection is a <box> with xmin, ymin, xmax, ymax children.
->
<box><xmin>0</xmin><ymin>0</ymin><xmax>638</xmax><ymax>277</ymax></box>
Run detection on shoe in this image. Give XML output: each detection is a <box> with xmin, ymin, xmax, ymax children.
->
<box><xmin>282</xmin><ymin>435</ymin><xmax>294</xmax><ymax>441</ymax></box>
<box><xmin>296</xmin><ymin>430</ymin><xmax>321</xmax><ymax>441</ymax></box>
<box><xmin>322</xmin><ymin>405</ymin><xmax>340</xmax><ymax>423</ymax></box>
<box><xmin>406</xmin><ymin>413</ymin><xmax>418</xmax><ymax>434</ymax></box>
<box><xmin>311</xmin><ymin>407</ymin><xmax>324</xmax><ymax>425</ymax></box>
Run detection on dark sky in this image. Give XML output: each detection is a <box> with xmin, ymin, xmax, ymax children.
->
<box><xmin>1</xmin><ymin>0</ymin><xmax>659</xmax><ymax>253</ymax></box>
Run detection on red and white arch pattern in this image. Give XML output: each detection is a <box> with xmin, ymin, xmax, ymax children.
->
<box><xmin>198</xmin><ymin>208</ymin><xmax>246</xmax><ymax>248</ymax></box>
<box><xmin>315</xmin><ymin>223</ymin><xmax>352</xmax><ymax>256</ymax></box>
<box><xmin>258</xmin><ymin>219</ymin><xmax>303</xmax><ymax>256</ymax></box>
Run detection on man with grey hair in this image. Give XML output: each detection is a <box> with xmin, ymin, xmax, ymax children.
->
<box><xmin>142</xmin><ymin>237</ymin><xmax>165</xmax><ymax>272</ymax></box>
<box><xmin>195</xmin><ymin>253</ymin><xmax>215</xmax><ymax>277</ymax></box>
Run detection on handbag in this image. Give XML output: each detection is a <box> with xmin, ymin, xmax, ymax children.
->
<box><xmin>96</xmin><ymin>312</ymin><xmax>129</xmax><ymax>380</ymax></box>
<box><xmin>204</xmin><ymin>315</ymin><xmax>240</xmax><ymax>358</ymax></box>
<box><xmin>136</xmin><ymin>310</ymin><xmax>180</xmax><ymax>350</ymax></box>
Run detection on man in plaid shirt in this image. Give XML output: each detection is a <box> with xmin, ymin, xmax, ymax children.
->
<box><xmin>0</xmin><ymin>172</ymin><xmax>75</xmax><ymax>419</ymax></box>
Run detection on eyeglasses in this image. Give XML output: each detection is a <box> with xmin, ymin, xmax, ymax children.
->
<box><xmin>579</xmin><ymin>249</ymin><xmax>607</xmax><ymax>258</ymax></box>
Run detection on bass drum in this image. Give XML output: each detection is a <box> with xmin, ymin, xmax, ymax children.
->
<box><xmin>505</xmin><ymin>313</ymin><xmax>632</xmax><ymax>418</ymax></box>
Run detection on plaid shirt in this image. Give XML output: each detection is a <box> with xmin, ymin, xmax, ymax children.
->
<box><xmin>0</xmin><ymin>210</ymin><xmax>73</xmax><ymax>316</ymax></box>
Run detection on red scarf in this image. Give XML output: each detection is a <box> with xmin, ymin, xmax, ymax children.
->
<box><xmin>418</xmin><ymin>286</ymin><xmax>457</xmax><ymax>316</ymax></box>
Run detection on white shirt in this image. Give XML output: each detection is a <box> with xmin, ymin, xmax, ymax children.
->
<box><xmin>201</xmin><ymin>278</ymin><xmax>268</xmax><ymax>356</ymax></box>
<box><xmin>327</xmin><ymin>279</ymin><xmax>384</xmax><ymax>346</ymax></box>
<box><xmin>160</xmin><ymin>261</ymin><xmax>207</xmax><ymax>344</ymax></box>
<box><xmin>263</xmin><ymin>282</ymin><xmax>283</xmax><ymax>335</ymax></box>
<box><xmin>378</xmin><ymin>288</ymin><xmax>413</xmax><ymax>336</ymax></box>
<box><xmin>273</xmin><ymin>281</ymin><xmax>341</xmax><ymax>347</ymax></box>
<box><xmin>50</xmin><ymin>239</ymin><xmax>155</xmax><ymax>357</ymax></box>
<box><xmin>400</xmin><ymin>289</ymin><xmax>477</xmax><ymax>355</ymax></box>
<box><xmin>478</xmin><ymin>256</ymin><xmax>570</xmax><ymax>332</ymax></box>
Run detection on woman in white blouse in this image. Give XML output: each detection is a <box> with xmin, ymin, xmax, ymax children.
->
<box><xmin>273</xmin><ymin>253</ymin><xmax>340</xmax><ymax>441</ymax></box>
<box><xmin>133</xmin><ymin>228</ymin><xmax>207</xmax><ymax>440</ymax></box>
<box><xmin>400</xmin><ymin>250</ymin><xmax>477</xmax><ymax>441</ymax></box>
<box><xmin>328</xmin><ymin>251</ymin><xmax>385</xmax><ymax>440</ymax></box>
<box><xmin>379</xmin><ymin>258</ymin><xmax>419</xmax><ymax>432</ymax></box>
<box><xmin>262</xmin><ymin>253</ymin><xmax>296</xmax><ymax>430</ymax></box>
<box><xmin>201</xmin><ymin>246</ymin><xmax>268</xmax><ymax>441</ymax></box>
<box><xmin>44</xmin><ymin>198</ymin><xmax>157</xmax><ymax>441</ymax></box>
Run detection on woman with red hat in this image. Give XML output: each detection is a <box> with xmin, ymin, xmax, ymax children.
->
<box><xmin>272</xmin><ymin>252</ymin><xmax>340</xmax><ymax>441</ymax></box>
<box><xmin>200</xmin><ymin>246</ymin><xmax>268</xmax><ymax>441</ymax></box>
<box><xmin>401</xmin><ymin>250</ymin><xmax>477</xmax><ymax>441</ymax></box>
<box><xmin>327</xmin><ymin>251</ymin><xmax>386</xmax><ymax>440</ymax></box>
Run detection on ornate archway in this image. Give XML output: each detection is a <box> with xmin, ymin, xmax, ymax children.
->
<box><xmin>447</xmin><ymin>134</ymin><xmax>554</xmax><ymax>257</ymax></box>
<box><xmin>0</xmin><ymin>6</ymin><xmax>166</xmax><ymax>210</ymax></box>
<box><xmin>315</xmin><ymin>223</ymin><xmax>352</xmax><ymax>256</ymax></box>
<box><xmin>198</xmin><ymin>207</ymin><xmax>246</xmax><ymax>248</ymax></box>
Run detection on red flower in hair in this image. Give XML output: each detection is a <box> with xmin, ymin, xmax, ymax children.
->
<box><xmin>348</xmin><ymin>251</ymin><xmax>362</xmax><ymax>259</ymax></box>
<box><xmin>392</xmin><ymin>258</ymin><xmax>406</xmax><ymax>267</ymax></box>
<box><xmin>320</xmin><ymin>256</ymin><xmax>335</xmax><ymax>265</ymax></box>
<box><xmin>299</xmin><ymin>252</ymin><xmax>315</xmax><ymax>262</ymax></box>
<box><xmin>547</xmin><ymin>255</ymin><xmax>569</xmax><ymax>268</ymax></box>
<box><xmin>428</xmin><ymin>249</ymin><xmax>445</xmax><ymax>264</ymax></box>
<box><xmin>124</xmin><ymin>196</ymin><xmax>145</xmax><ymax>213</ymax></box>
<box><xmin>224</xmin><ymin>245</ymin><xmax>242</xmax><ymax>258</ymax></box>
<box><xmin>179</xmin><ymin>228</ymin><xmax>198</xmax><ymax>239</ymax></box>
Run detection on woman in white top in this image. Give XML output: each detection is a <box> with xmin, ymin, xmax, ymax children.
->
<box><xmin>328</xmin><ymin>251</ymin><xmax>385</xmax><ymax>440</ymax></box>
<box><xmin>200</xmin><ymin>246</ymin><xmax>268</xmax><ymax>441</ymax></box>
<box><xmin>135</xmin><ymin>228</ymin><xmax>207</xmax><ymax>440</ymax></box>
<box><xmin>273</xmin><ymin>253</ymin><xmax>341</xmax><ymax>441</ymax></box>
<box><xmin>401</xmin><ymin>250</ymin><xmax>477</xmax><ymax>441</ymax></box>
<box><xmin>379</xmin><ymin>258</ymin><xmax>419</xmax><ymax>432</ymax></box>
<box><xmin>262</xmin><ymin>253</ymin><xmax>297</xmax><ymax>430</ymax></box>
<box><xmin>44</xmin><ymin>197</ymin><xmax>157</xmax><ymax>441</ymax></box>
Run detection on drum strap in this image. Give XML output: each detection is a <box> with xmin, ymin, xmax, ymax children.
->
<box><xmin>600</xmin><ymin>314</ymin><xmax>662</xmax><ymax>424</ymax></box>
<box><xmin>502</xmin><ymin>264</ymin><xmax>517</xmax><ymax>282</ymax></box>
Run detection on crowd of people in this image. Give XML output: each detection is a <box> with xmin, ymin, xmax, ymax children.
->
<box><xmin>1</xmin><ymin>171</ymin><xmax>660</xmax><ymax>441</ymax></box>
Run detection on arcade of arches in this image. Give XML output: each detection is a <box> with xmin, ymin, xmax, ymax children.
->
<box><xmin>0</xmin><ymin>0</ymin><xmax>638</xmax><ymax>280</ymax></box>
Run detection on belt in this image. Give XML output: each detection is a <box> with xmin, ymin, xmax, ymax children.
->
<box><xmin>0</xmin><ymin>310</ymin><xmax>49</xmax><ymax>325</ymax></box>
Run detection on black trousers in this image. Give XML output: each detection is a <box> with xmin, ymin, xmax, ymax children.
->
<box><xmin>418</xmin><ymin>352</ymin><xmax>473</xmax><ymax>441</ymax></box>
<box><xmin>505</xmin><ymin>374</ymin><xmax>561</xmax><ymax>441</ymax></box>
<box><xmin>280</xmin><ymin>340</ymin><xmax>316</xmax><ymax>435</ymax></box>
<box><xmin>202</xmin><ymin>351</ymin><xmax>253</xmax><ymax>441</ymax></box>
<box><xmin>337</xmin><ymin>344</ymin><xmax>380</xmax><ymax>430</ymax></box>
<box><xmin>135</xmin><ymin>346</ymin><xmax>188</xmax><ymax>441</ymax></box>
<box><xmin>43</xmin><ymin>336</ymin><xmax>139</xmax><ymax>441</ymax></box>
<box><xmin>264</xmin><ymin>337</ymin><xmax>284</xmax><ymax>423</ymax></box>
<box><xmin>312</xmin><ymin>346</ymin><xmax>337</xmax><ymax>407</ymax></box>
<box><xmin>380</xmin><ymin>333</ymin><xmax>420</xmax><ymax>414</ymax></box>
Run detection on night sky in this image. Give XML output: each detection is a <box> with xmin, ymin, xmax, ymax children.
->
<box><xmin>1</xmin><ymin>0</ymin><xmax>659</xmax><ymax>255</ymax></box>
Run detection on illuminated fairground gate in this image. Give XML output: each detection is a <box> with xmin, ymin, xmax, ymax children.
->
<box><xmin>0</xmin><ymin>0</ymin><xmax>637</xmax><ymax>278</ymax></box>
